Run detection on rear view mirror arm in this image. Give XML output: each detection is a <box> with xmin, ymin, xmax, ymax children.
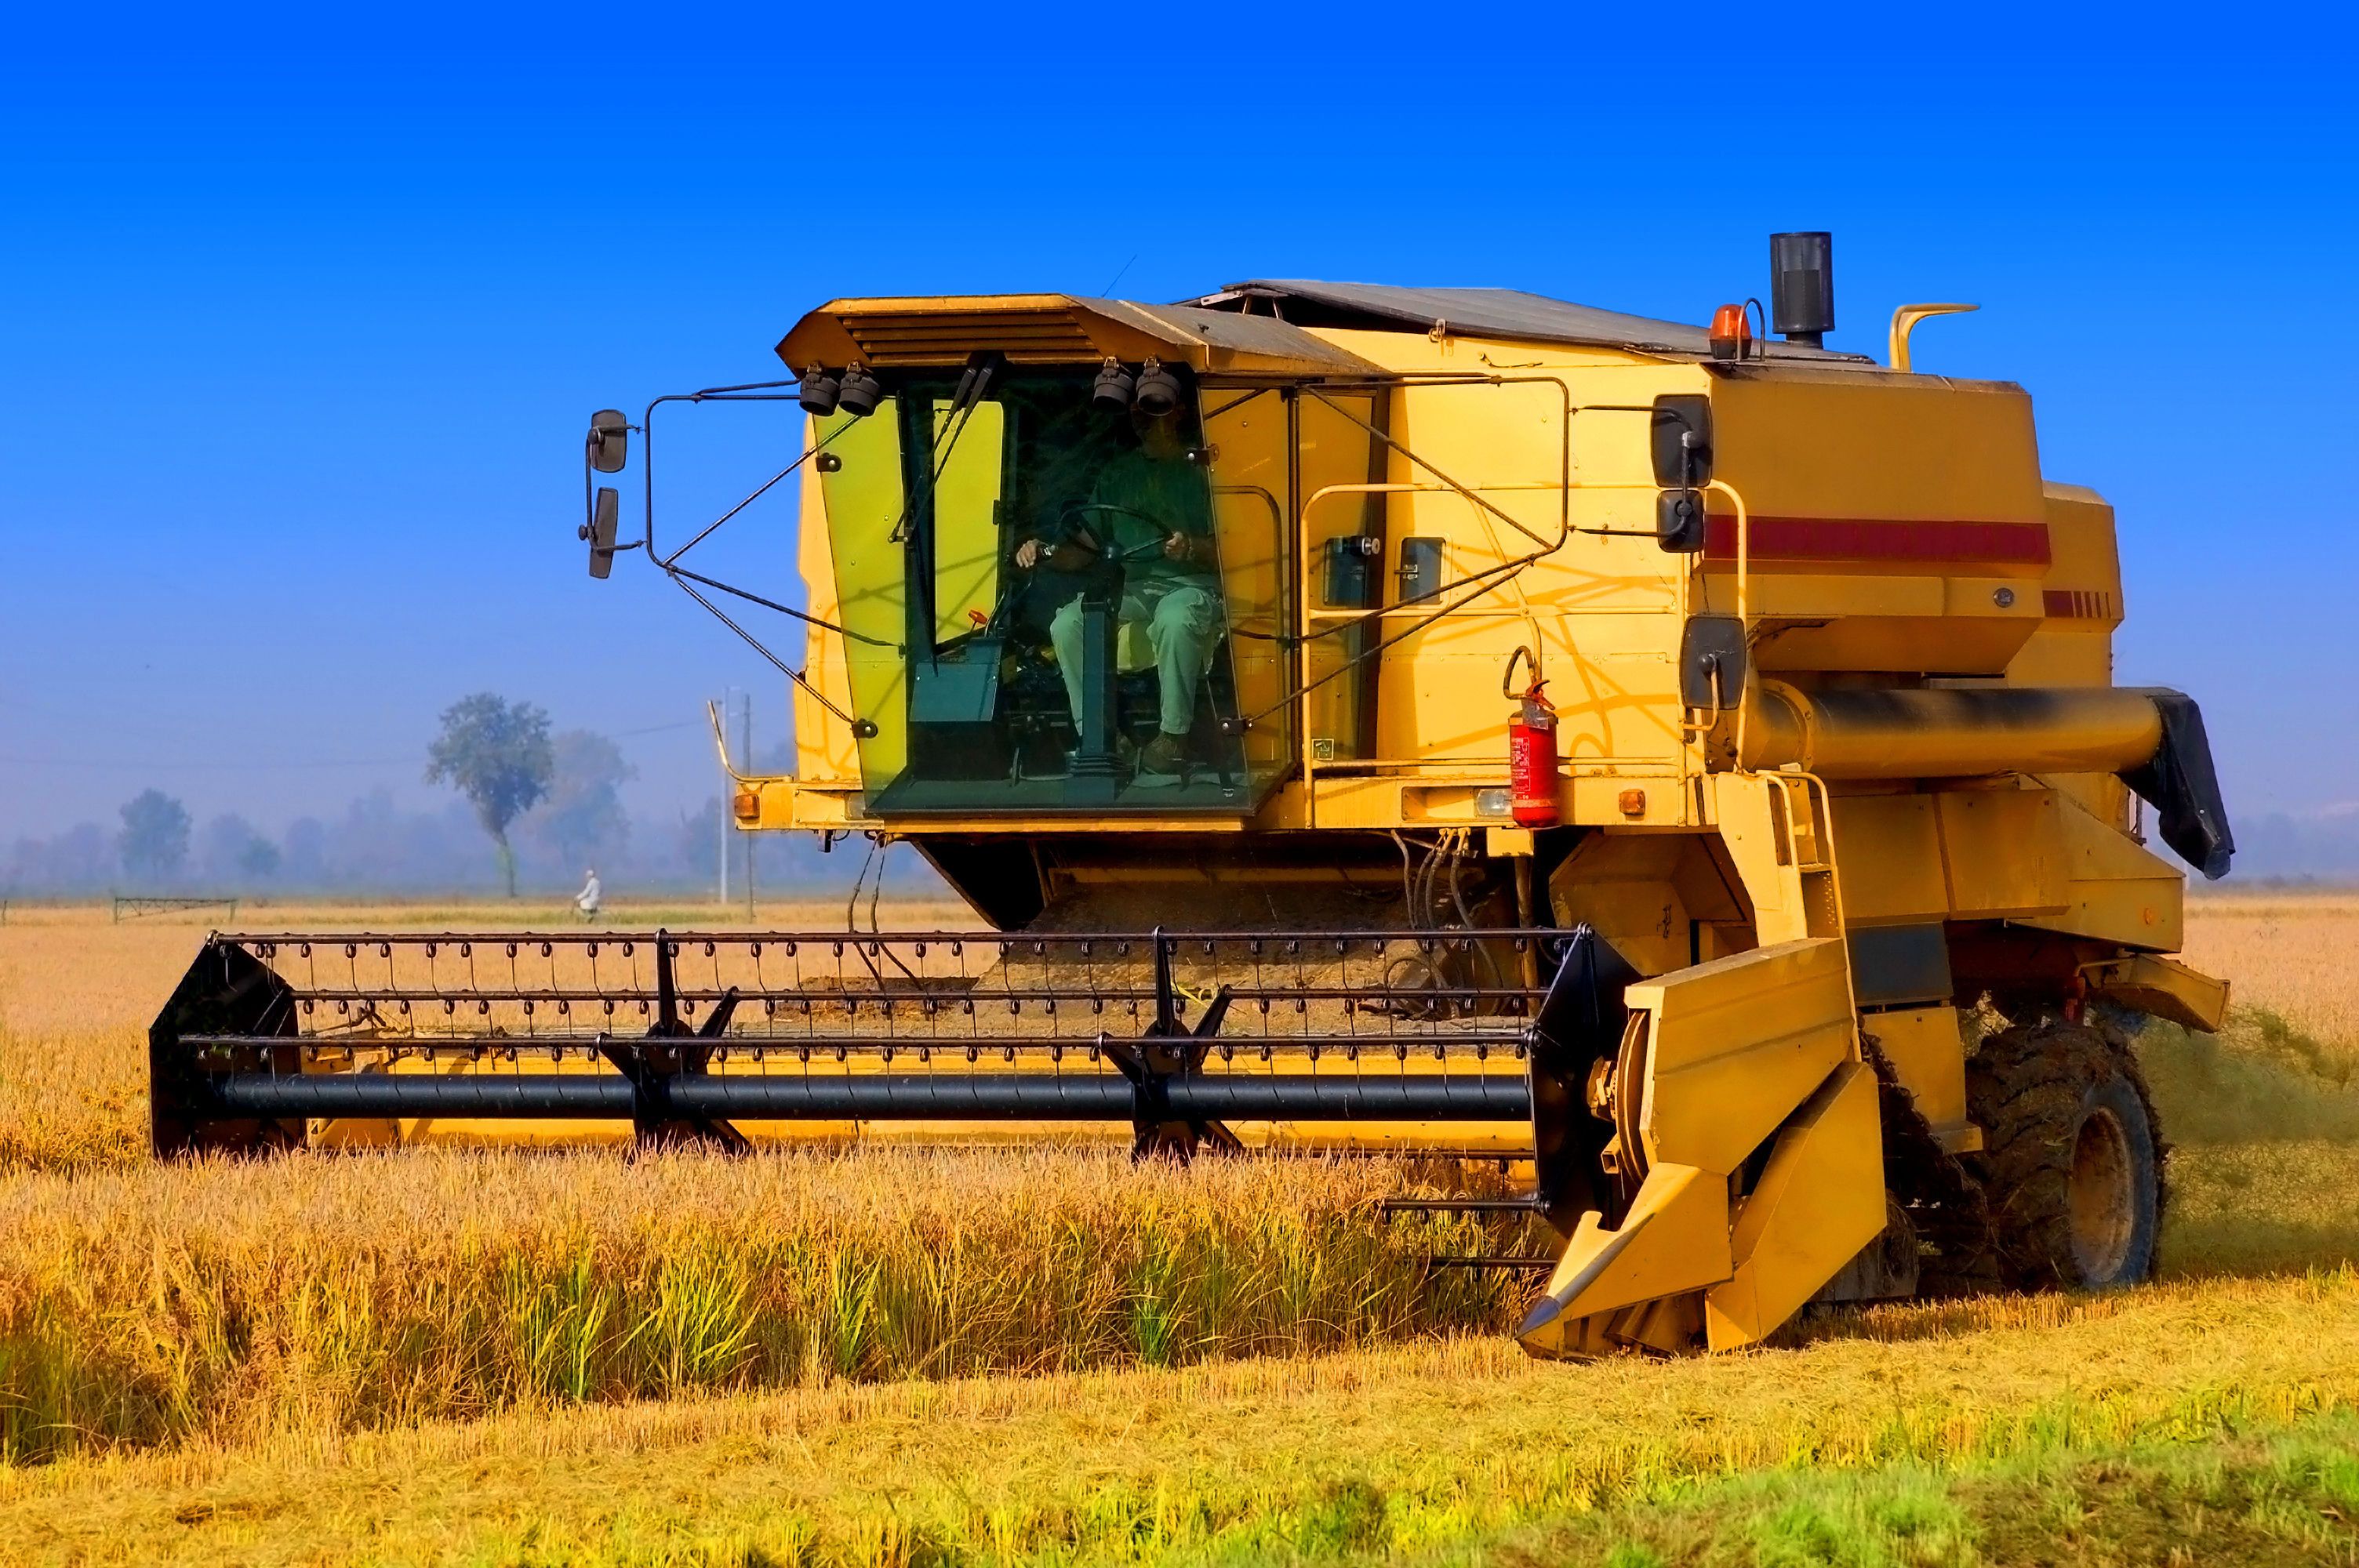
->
<box><xmin>664</xmin><ymin>563</ymin><xmax>898</xmax><ymax>650</ymax></box>
<box><xmin>637</xmin><ymin>386</ymin><xmax>814</xmax><ymax>562</ymax></box>
<box><xmin>663</xmin><ymin>570</ymin><xmax>881</xmax><ymax>740</ymax></box>
<box><xmin>657</xmin><ymin>419</ymin><xmax>855</xmax><ymax>571</ymax></box>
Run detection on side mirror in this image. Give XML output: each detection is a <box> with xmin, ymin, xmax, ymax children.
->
<box><xmin>1678</xmin><ymin>615</ymin><xmax>1747</xmax><ymax>713</ymax></box>
<box><xmin>1649</xmin><ymin>395</ymin><xmax>1712</xmax><ymax>488</ymax></box>
<box><xmin>583</xmin><ymin>486</ymin><xmax>620</xmax><ymax>578</ymax></box>
<box><xmin>1656</xmin><ymin>488</ymin><xmax>1707</xmax><ymax>553</ymax></box>
<box><xmin>587</xmin><ymin>409</ymin><xmax>630</xmax><ymax>474</ymax></box>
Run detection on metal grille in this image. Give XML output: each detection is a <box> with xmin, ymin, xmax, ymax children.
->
<box><xmin>842</xmin><ymin>311</ymin><xmax>1099</xmax><ymax>366</ymax></box>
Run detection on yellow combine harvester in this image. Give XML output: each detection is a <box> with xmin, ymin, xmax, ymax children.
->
<box><xmin>153</xmin><ymin>233</ymin><xmax>2235</xmax><ymax>1357</ymax></box>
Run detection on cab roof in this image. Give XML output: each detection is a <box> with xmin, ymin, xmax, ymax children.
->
<box><xmin>1188</xmin><ymin>280</ymin><xmax>1874</xmax><ymax>364</ymax></box>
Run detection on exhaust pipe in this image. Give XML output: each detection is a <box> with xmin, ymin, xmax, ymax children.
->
<box><xmin>1771</xmin><ymin>232</ymin><xmax>1834</xmax><ymax>348</ymax></box>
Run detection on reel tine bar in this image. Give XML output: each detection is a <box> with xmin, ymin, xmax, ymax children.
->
<box><xmin>151</xmin><ymin>925</ymin><xmax>1569</xmax><ymax>1156</ymax></box>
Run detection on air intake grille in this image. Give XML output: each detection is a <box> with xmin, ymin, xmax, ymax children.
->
<box><xmin>843</xmin><ymin>310</ymin><xmax>1100</xmax><ymax>365</ymax></box>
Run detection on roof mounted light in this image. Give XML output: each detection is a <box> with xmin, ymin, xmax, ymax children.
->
<box><xmin>1132</xmin><ymin>358</ymin><xmax>1181</xmax><ymax>418</ymax></box>
<box><xmin>1707</xmin><ymin>300</ymin><xmax>1763</xmax><ymax>361</ymax></box>
<box><xmin>798</xmin><ymin>366</ymin><xmax>841</xmax><ymax>416</ymax></box>
<box><xmin>1091</xmin><ymin>358</ymin><xmax>1135</xmax><ymax>413</ymax></box>
<box><xmin>836</xmin><ymin>363</ymin><xmax>882</xmax><ymax>419</ymax></box>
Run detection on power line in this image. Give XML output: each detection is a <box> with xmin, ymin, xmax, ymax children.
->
<box><xmin>0</xmin><ymin>717</ymin><xmax>708</xmax><ymax>771</ymax></box>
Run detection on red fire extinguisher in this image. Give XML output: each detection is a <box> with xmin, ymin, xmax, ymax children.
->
<box><xmin>1507</xmin><ymin>651</ymin><xmax>1558</xmax><ymax>828</ymax></box>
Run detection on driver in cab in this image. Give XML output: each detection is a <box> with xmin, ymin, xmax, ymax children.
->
<box><xmin>1013</xmin><ymin>402</ymin><xmax>1220</xmax><ymax>783</ymax></box>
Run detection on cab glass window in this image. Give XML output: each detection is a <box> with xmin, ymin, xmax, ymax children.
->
<box><xmin>816</xmin><ymin>366</ymin><xmax>1295</xmax><ymax>815</ymax></box>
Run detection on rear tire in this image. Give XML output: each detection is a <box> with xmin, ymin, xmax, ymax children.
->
<box><xmin>1966</xmin><ymin>1019</ymin><xmax>2164</xmax><ymax>1290</ymax></box>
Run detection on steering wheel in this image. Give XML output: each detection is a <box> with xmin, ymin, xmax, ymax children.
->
<box><xmin>1045</xmin><ymin>503</ymin><xmax>1174</xmax><ymax>562</ymax></box>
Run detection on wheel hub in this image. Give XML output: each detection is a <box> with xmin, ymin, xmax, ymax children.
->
<box><xmin>2067</xmin><ymin>1105</ymin><xmax>2137</xmax><ymax>1283</ymax></box>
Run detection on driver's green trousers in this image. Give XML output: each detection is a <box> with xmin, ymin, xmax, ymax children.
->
<box><xmin>1049</xmin><ymin>580</ymin><xmax>1220</xmax><ymax>737</ymax></box>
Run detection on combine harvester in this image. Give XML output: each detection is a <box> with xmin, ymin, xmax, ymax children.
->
<box><xmin>154</xmin><ymin>234</ymin><xmax>2235</xmax><ymax>1357</ymax></box>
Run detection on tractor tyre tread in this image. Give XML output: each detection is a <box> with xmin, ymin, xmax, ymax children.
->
<box><xmin>1963</xmin><ymin>1019</ymin><xmax>2165</xmax><ymax>1291</ymax></box>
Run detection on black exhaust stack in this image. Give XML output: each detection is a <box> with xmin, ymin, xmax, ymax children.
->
<box><xmin>1771</xmin><ymin>231</ymin><xmax>1834</xmax><ymax>348</ymax></box>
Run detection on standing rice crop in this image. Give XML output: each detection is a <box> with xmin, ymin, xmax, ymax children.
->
<box><xmin>0</xmin><ymin>1145</ymin><xmax>1521</xmax><ymax>1460</ymax></box>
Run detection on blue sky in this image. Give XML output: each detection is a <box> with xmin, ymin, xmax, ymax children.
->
<box><xmin>3</xmin><ymin>1</ymin><xmax>2354</xmax><ymax>842</ymax></box>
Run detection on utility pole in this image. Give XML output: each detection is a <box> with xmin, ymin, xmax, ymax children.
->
<box><xmin>743</xmin><ymin>692</ymin><xmax>757</xmax><ymax>919</ymax></box>
<box><xmin>718</xmin><ymin>686</ymin><xmax>731</xmax><ymax>906</ymax></box>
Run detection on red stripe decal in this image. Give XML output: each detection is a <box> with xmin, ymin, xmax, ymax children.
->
<box><xmin>1703</xmin><ymin>515</ymin><xmax>2052</xmax><ymax>567</ymax></box>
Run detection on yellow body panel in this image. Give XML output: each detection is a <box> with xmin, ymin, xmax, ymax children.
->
<box><xmin>1703</xmin><ymin>1061</ymin><xmax>1885</xmax><ymax>1350</ymax></box>
<box><xmin>1518</xmin><ymin>1162</ymin><xmax>1730</xmax><ymax>1352</ymax></box>
<box><xmin>2015</xmin><ymin>790</ymin><xmax>2186</xmax><ymax>950</ymax></box>
<box><xmin>1865</xmin><ymin>1005</ymin><xmax>1970</xmax><ymax>1138</ymax></box>
<box><xmin>1937</xmin><ymin>789</ymin><xmax>2068</xmax><ymax>918</ymax></box>
<box><xmin>1631</xmin><ymin>938</ymin><xmax>1856</xmax><ymax>1176</ymax></box>
<box><xmin>1830</xmin><ymin>795</ymin><xmax>1951</xmax><ymax>925</ymax></box>
<box><xmin>1520</xmin><ymin>938</ymin><xmax>1872</xmax><ymax>1357</ymax></box>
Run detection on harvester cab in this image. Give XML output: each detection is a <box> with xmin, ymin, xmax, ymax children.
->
<box><xmin>154</xmin><ymin>231</ymin><xmax>2238</xmax><ymax>1359</ymax></box>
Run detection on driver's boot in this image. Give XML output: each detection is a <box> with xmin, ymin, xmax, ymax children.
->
<box><xmin>1136</xmin><ymin>731</ymin><xmax>1188</xmax><ymax>786</ymax></box>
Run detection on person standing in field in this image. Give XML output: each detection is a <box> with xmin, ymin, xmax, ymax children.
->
<box><xmin>576</xmin><ymin>867</ymin><xmax>602</xmax><ymax>921</ymax></box>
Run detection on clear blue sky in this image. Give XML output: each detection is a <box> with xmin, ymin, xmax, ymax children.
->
<box><xmin>3</xmin><ymin>2</ymin><xmax>2353</xmax><ymax>840</ymax></box>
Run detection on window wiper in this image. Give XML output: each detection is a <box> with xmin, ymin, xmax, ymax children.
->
<box><xmin>888</xmin><ymin>350</ymin><xmax>1004</xmax><ymax>546</ymax></box>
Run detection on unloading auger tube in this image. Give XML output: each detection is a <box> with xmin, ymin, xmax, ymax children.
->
<box><xmin>1730</xmin><ymin>683</ymin><xmax>2234</xmax><ymax>878</ymax></box>
<box><xmin>150</xmin><ymin>925</ymin><xmax>1644</xmax><ymax>1162</ymax></box>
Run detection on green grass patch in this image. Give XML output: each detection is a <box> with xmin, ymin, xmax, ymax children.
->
<box><xmin>1481</xmin><ymin>1408</ymin><xmax>2359</xmax><ymax>1567</ymax></box>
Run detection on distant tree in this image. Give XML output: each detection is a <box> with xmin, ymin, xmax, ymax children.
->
<box><xmin>4</xmin><ymin>822</ymin><xmax>113</xmax><ymax>892</ymax></box>
<box><xmin>523</xmin><ymin>730</ymin><xmax>637</xmax><ymax>872</ymax></box>
<box><xmin>425</xmin><ymin>694</ymin><xmax>554</xmax><ymax>897</ymax></box>
<box><xmin>198</xmin><ymin>812</ymin><xmax>280</xmax><ymax>885</ymax></box>
<box><xmin>118</xmin><ymin>789</ymin><xmax>191</xmax><ymax>884</ymax></box>
<box><xmin>281</xmin><ymin>817</ymin><xmax>328</xmax><ymax>885</ymax></box>
<box><xmin>676</xmin><ymin>797</ymin><xmax>724</xmax><ymax>883</ymax></box>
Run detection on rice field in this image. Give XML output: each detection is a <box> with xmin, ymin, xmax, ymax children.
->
<box><xmin>2182</xmin><ymin>888</ymin><xmax>2359</xmax><ymax>1050</ymax></box>
<box><xmin>2</xmin><ymin>891</ymin><xmax>2358</xmax><ymax>1564</ymax></box>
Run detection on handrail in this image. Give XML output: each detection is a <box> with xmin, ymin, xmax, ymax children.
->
<box><xmin>1702</xmin><ymin>479</ymin><xmax>1752</xmax><ymax>626</ymax></box>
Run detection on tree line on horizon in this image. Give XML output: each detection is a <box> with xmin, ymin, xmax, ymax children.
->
<box><xmin>1</xmin><ymin>693</ymin><xmax>838</xmax><ymax>898</ymax></box>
